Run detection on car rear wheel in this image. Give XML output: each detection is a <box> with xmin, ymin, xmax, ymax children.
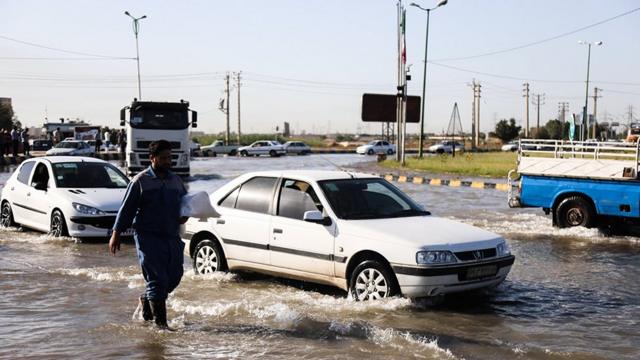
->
<box><xmin>269</xmin><ymin>150</ymin><xmax>277</xmax><ymax>157</ymax></box>
<box><xmin>386</xmin><ymin>149</ymin><xmax>394</xmax><ymax>155</ymax></box>
<box><xmin>50</xmin><ymin>210</ymin><xmax>69</xmax><ymax>237</ymax></box>
<box><xmin>350</xmin><ymin>260</ymin><xmax>399</xmax><ymax>301</ymax></box>
<box><xmin>1</xmin><ymin>201</ymin><xmax>15</xmax><ymax>228</ymax></box>
<box><xmin>193</xmin><ymin>239</ymin><xmax>227</xmax><ymax>274</ymax></box>
<box><xmin>555</xmin><ymin>196</ymin><xmax>595</xmax><ymax>228</ymax></box>
<box><xmin>367</xmin><ymin>149</ymin><xmax>374</xmax><ymax>155</ymax></box>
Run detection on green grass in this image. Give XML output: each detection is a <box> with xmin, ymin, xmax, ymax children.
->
<box><xmin>381</xmin><ymin>152</ymin><xmax>518</xmax><ymax>178</ymax></box>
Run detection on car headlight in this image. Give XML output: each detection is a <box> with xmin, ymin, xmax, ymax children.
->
<box><xmin>416</xmin><ymin>250</ymin><xmax>457</xmax><ymax>264</ymax></box>
<box><xmin>72</xmin><ymin>202</ymin><xmax>106</xmax><ymax>216</ymax></box>
<box><xmin>496</xmin><ymin>241</ymin><xmax>511</xmax><ymax>256</ymax></box>
<box><xmin>180</xmin><ymin>153</ymin><xmax>188</xmax><ymax>165</ymax></box>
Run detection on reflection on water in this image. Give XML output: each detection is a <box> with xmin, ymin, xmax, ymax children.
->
<box><xmin>0</xmin><ymin>155</ymin><xmax>639</xmax><ymax>359</ymax></box>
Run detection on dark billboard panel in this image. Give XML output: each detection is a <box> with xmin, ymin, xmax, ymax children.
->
<box><xmin>361</xmin><ymin>93</ymin><xmax>421</xmax><ymax>123</ymax></box>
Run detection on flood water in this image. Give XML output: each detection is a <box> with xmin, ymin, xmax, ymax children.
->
<box><xmin>1</xmin><ymin>154</ymin><xmax>639</xmax><ymax>359</ymax></box>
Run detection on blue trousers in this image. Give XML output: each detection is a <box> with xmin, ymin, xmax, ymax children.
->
<box><xmin>134</xmin><ymin>232</ymin><xmax>185</xmax><ymax>301</ymax></box>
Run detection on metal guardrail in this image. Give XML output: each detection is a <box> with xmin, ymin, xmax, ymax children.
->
<box><xmin>518</xmin><ymin>139</ymin><xmax>640</xmax><ymax>160</ymax></box>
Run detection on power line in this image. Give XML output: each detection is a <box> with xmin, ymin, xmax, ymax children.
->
<box><xmin>0</xmin><ymin>34</ymin><xmax>134</xmax><ymax>59</ymax></box>
<box><xmin>431</xmin><ymin>7</ymin><xmax>640</xmax><ymax>62</ymax></box>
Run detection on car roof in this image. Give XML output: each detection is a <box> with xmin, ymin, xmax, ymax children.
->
<box><xmin>239</xmin><ymin>170</ymin><xmax>379</xmax><ymax>182</ymax></box>
<box><xmin>36</xmin><ymin>156</ymin><xmax>107</xmax><ymax>164</ymax></box>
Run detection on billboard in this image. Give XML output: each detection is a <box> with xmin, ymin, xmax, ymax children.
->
<box><xmin>361</xmin><ymin>93</ymin><xmax>421</xmax><ymax>123</ymax></box>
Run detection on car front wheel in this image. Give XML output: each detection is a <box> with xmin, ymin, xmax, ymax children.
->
<box><xmin>240</xmin><ymin>150</ymin><xmax>248</xmax><ymax>157</ymax></box>
<box><xmin>1</xmin><ymin>201</ymin><xmax>15</xmax><ymax>228</ymax></box>
<box><xmin>350</xmin><ymin>260</ymin><xmax>399</xmax><ymax>301</ymax></box>
<box><xmin>50</xmin><ymin>210</ymin><xmax>68</xmax><ymax>237</ymax></box>
<box><xmin>193</xmin><ymin>239</ymin><xmax>227</xmax><ymax>274</ymax></box>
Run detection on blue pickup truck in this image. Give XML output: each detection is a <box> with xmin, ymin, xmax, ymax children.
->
<box><xmin>508</xmin><ymin>139</ymin><xmax>640</xmax><ymax>228</ymax></box>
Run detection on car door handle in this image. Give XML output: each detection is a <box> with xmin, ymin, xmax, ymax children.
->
<box><xmin>273</xmin><ymin>228</ymin><xmax>283</xmax><ymax>234</ymax></box>
<box><xmin>216</xmin><ymin>219</ymin><xmax>225</xmax><ymax>224</ymax></box>
<box><xmin>26</xmin><ymin>192</ymin><xmax>31</xmax><ymax>197</ymax></box>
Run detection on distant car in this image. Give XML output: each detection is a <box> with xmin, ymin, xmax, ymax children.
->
<box><xmin>283</xmin><ymin>141</ymin><xmax>311</xmax><ymax>155</ymax></box>
<box><xmin>46</xmin><ymin>140</ymin><xmax>95</xmax><ymax>156</ymax></box>
<box><xmin>189</xmin><ymin>140</ymin><xmax>201</xmax><ymax>156</ymax></box>
<box><xmin>428</xmin><ymin>141</ymin><xmax>464</xmax><ymax>154</ymax></box>
<box><xmin>200</xmin><ymin>140</ymin><xmax>239</xmax><ymax>157</ymax></box>
<box><xmin>356</xmin><ymin>140</ymin><xmax>396</xmax><ymax>155</ymax></box>
<box><xmin>182</xmin><ymin>170</ymin><xmax>515</xmax><ymax>301</ymax></box>
<box><xmin>0</xmin><ymin>157</ymin><xmax>133</xmax><ymax>238</ymax></box>
<box><xmin>29</xmin><ymin>139</ymin><xmax>53</xmax><ymax>151</ymax></box>
<box><xmin>238</xmin><ymin>141</ymin><xmax>286</xmax><ymax>157</ymax></box>
<box><xmin>501</xmin><ymin>141</ymin><xmax>518</xmax><ymax>152</ymax></box>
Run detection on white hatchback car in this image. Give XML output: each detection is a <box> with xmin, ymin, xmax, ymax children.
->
<box><xmin>182</xmin><ymin>171</ymin><xmax>515</xmax><ymax>300</ymax></box>
<box><xmin>0</xmin><ymin>157</ymin><xmax>133</xmax><ymax>238</ymax></box>
<box><xmin>356</xmin><ymin>140</ymin><xmax>396</xmax><ymax>155</ymax></box>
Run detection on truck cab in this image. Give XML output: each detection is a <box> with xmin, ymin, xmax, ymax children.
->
<box><xmin>120</xmin><ymin>99</ymin><xmax>197</xmax><ymax>178</ymax></box>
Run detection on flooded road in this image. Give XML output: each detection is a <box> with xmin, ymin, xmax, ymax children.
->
<box><xmin>1</xmin><ymin>155</ymin><xmax>639</xmax><ymax>359</ymax></box>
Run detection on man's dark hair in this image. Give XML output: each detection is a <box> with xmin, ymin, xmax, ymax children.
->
<box><xmin>149</xmin><ymin>140</ymin><xmax>172</xmax><ymax>157</ymax></box>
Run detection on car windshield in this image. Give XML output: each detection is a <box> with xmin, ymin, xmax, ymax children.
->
<box><xmin>55</xmin><ymin>142</ymin><xmax>81</xmax><ymax>149</ymax></box>
<box><xmin>52</xmin><ymin>162</ymin><xmax>130</xmax><ymax>188</ymax></box>
<box><xmin>367</xmin><ymin>141</ymin><xmax>378</xmax><ymax>145</ymax></box>
<box><xmin>318</xmin><ymin>178</ymin><xmax>429</xmax><ymax>220</ymax></box>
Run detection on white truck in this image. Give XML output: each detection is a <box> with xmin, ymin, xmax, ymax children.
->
<box><xmin>200</xmin><ymin>140</ymin><xmax>239</xmax><ymax>157</ymax></box>
<box><xmin>120</xmin><ymin>99</ymin><xmax>197</xmax><ymax>178</ymax></box>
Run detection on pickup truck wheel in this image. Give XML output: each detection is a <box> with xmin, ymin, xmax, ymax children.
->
<box><xmin>240</xmin><ymin>150</ymin><xmax>248</xmax><ymax>157</ymax></box>
<box><xmin>50</xmin><ymin>210</ymin><xmax>69</xmax><ymax>237</ymax></box>
<box><xmin>229</xmin><ymin>149</ymin><xmax>237</xmax><ymax>156</ymax></box>
<box><xmin>555</xmin><ymin>196</ymin><xmax>595</xmax><ymax>228</ymax></box>
<box><xmin>193</xmin><ymin>239</ymin><xmax>227</xmax><ymax>274</ymax></box>
<box><xmin>350</xmin><ymin>260</ymin><xmax>399</xmax><ymax>301</ymax></box>
<box><xmin>1</xmin><ymin>201</ymin><xmax>15</xmax><ymax>228</ymax></box>
<box><xmin>269</xmin><ymin>150</ymin><xmax>277</xmax><ymax>157</ymax></box>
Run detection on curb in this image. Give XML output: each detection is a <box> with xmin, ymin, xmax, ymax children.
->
<box><xmin>380</xmin><ymin>173</ymin><xmax>514</xmax><ymax>192</ymax></box>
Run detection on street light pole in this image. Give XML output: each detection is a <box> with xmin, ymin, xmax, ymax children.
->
<box><xmin>411</xmin><ymin>0</ymin><xmax>447</xmax><ymax>158</ymax></box>
<box><xmin>125</xmin><ymin>11</ymin><xmax>147</xmax><ymax>100</ymax></box>
<box><xmin>579</xmin><ymin>40</ymin><xmax>602</xmax><ymax>141</ymax></box>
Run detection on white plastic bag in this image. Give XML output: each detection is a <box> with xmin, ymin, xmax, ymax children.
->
<box><xmin>180</xmin><ymin>191</ymin><xmax>220</xmax><ymax>219</ymax></box>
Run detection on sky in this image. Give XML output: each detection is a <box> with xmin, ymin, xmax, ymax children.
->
<box><xmin>1</xmin><ymin>0</ymin><xmax>639</xmax><ymax>136</ymax></box>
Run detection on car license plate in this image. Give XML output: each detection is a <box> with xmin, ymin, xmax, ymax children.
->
<box><xmin>465</xmin><ymin>265</ymin><xmax>497</xmax><ymax>280</ymax></box>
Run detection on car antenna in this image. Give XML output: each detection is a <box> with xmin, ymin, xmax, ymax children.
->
<box><xmin>318</xmin><ymin>154</ymin><xmax>356</xmax><ymax>179</ymax></box>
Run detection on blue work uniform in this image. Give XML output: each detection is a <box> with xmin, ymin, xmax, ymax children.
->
<box><xmin>113</xmin><ymin>166</ymin><xmax>187</xmax><ymax>301</ymax></box>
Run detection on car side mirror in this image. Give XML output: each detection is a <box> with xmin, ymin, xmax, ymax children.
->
<box><xmin>120</xmin><ymin>108</ymin><xmax>126</xmax><ymax>126</ymax></box>
<box><xmin>33</xmin><ymin>181</ymin><xmax>47</xmax><ymax>191</ymax></box>
<box><xmin>303</xmin><ymin>210</ymin><xmax>332</xmax><ymax>226</ymax></box>
<box><xmin>191</xmin><ymin>110</ymin><xmax>198</xmax><ymax>128</ymax></box>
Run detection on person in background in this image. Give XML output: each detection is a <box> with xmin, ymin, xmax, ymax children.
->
<box><xmin>21</xmin><ymin>128</ymin><xmax>29</xmax><ymax>156</ymax></box>
<box><xmin>3</xmin><ymin>130</ymin><xmax>11</xmax><ymax>155</ymax></box>
<box><xmin>109</xmin><ymin>140</ymin><xmax>188</xmax><ymax>330</ymax></box>
<box><xmin>10</xmin><ymin>127</ymin><xmax>19</xmax><ymax>157</ymax></box>
<box><xmin>53</xmin><ymin>127</ymin><xmax>61</xmax><ymax>145</ymax></box>
<box><xmin>95</xmin><ymin>137</ymin><xmax>102</xmax><ymax>154</ymax></box>
<box><xmin>0</xmin><ymin>129</ymin><xmax>5</xmax><ymax>159</ymax></box>
<box><xmin>118</xmin><ymin>129</ymin><xmax>126</xmax><ymax>155</ymax></box>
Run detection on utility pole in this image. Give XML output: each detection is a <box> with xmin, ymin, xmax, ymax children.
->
<box><xmin>558</xmin><ymin>102</ymin><xmax>569</xmax><ymax>123</ymax></box>
<box><xmin>218</xmin><ymin>74</ymin><xmax>230</xmax><ymax>146</ymax></box>
<box><xmin>235</xmin><ymin>71</ymin><xmax>242</xmax><ymax>146</ymax></box>
<box><xmin>629</xmin><ymin>105</ymin><xmax>635</xmax><ymax>126</ymax></box>
<box><xmin>470</xmin><ymin>79</ymin><xmax>476</xmax><ymax>148</ymax></box>
<box><xmin>474</xmin><ymin>82</ymin><xmax>481</xmax><ymax>148</ymax></box>
<box><xmin>523</xmin><ymin>83</ymin><xmax>530</xmax><ymax>137</ymax></box>
<box><xmin>531</xmin><ymin>93</ymin><xmax>545</xmax><ymax>135</ymax></box>
<box><xmin>124</xmin><ymin>11</ymin><xmax>147</xmax><ymax>100</ymax></box>
<box><xmin>225</xmin><ymin>73</ymin><xmax>231</xmax><ymax>145</ymax></box>
<box><xmin>592</xmin><ymin>87</ymin><xmax>601</xmax><ymax>139</ymax></box>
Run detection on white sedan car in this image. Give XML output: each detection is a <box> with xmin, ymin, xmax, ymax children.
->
<box><xmin>0</xmin><ymin>157</ymin><xmax>132</xmax><ymax>238</ymax></box>
<box><xmin>428</xmin><ymin>141</ymin><xmax>464</xmax><ymax>154</ymax></box>
<box><xmin>182</xmin><ymin>170</ymin><xmax>514</xmax><ymax>301</ymax></box>
<box><xmin>46</xmin><ymin>140</ymin><xmax>95</xmax><ymax>156</ymax></box>
<box><xmin>283</xmin><ymin>141</ymin><xmax>311</xmax><ymax>155</ymax></box>
<box><xmin>356</xmin><ymin>140</ymin><xmax>396</xmax><ymax>155</ymax></box>
<box><xmin>238</xmin><ymin>141</ymin><xmax>286</xmax><ymax>157</ymax></box>
<box><xmin>501</xmin><ymin>141</ymin><xmax>518</xmax><ymax>152</ymax></box>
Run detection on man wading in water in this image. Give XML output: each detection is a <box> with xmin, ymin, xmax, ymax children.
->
<box><xmin>109</xmin><ymin>140</ymin><xmax>188</xmax><ymax>329</ymax></box>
